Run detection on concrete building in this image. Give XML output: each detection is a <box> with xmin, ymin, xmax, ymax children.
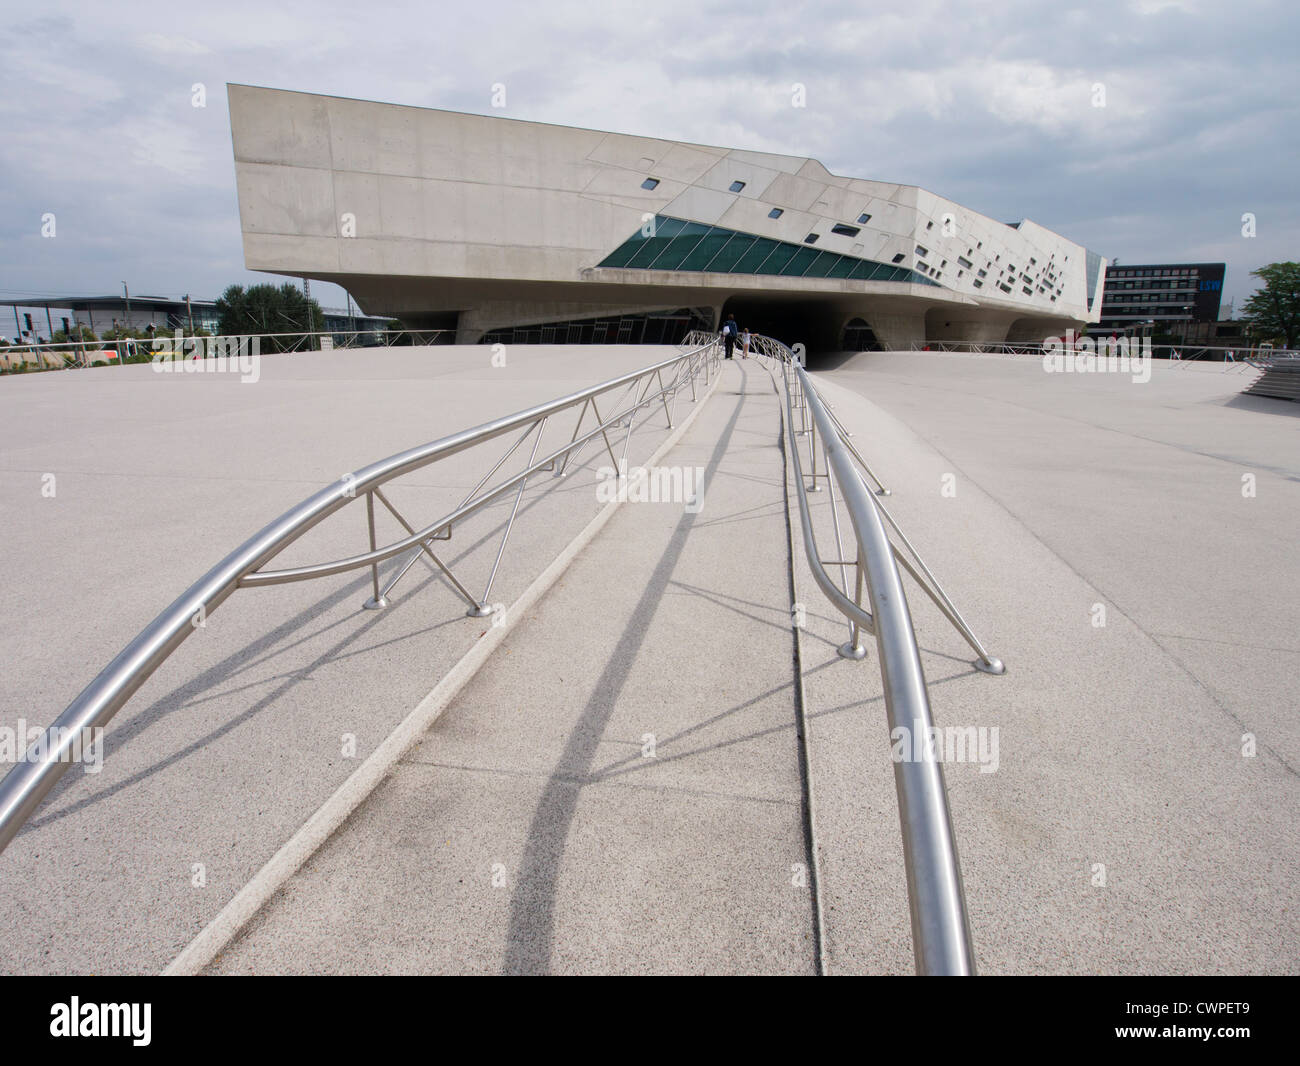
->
<box><xmin>229</xmin><ymin>84</ymin><xmax>1105</xmax><ymax>350</ymax></box>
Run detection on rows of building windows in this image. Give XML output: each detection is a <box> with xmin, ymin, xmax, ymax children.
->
<box><xmin>1107</xmin><ymin>268</ymin><xmax>1201</xmax><ymax>278</ymax></box>
<box><xmin>1107</xmin><ymin>280</ymin><xmax>1201</xmax><ymax>291</ymax></box>
<box><xmin>1101</xmin><ymin>308</ymin><xmax>1198</xmax><ymax>319</ymax></box>
<box><xmin>1106</xmin><ymin>293</ymin><xmax>1197</xmax><ymax>304</ymax></box>
<box><xmin>598</xmin><ymin>216</ymin><xmax>939</xmax><ymax>286</ymax></box>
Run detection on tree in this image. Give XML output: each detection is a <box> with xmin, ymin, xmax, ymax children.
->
<box><xmin>51</xmin><ymin>325</ymin><xmax>99</xmax><ymax>345</ymax></box>
<box><xmin>98</xmin><ymin>324</ymin><xmax>149</xmax><ymax>342</ymax></box>
<box><xmin>1241</xmin><ymin>262</ymin><xmax>1300</xmax><ymax>350</ymax></box>
<box><xmin>215</xmin><ymin>283</ymin><xmax>324</xmax><ymax>352</ymax></box>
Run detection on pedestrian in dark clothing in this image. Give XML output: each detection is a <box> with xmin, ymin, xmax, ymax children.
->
<box><xmin>721</xmin><ymin>314</ymin><xmax>738</xmax><ymax>358</ymax></box>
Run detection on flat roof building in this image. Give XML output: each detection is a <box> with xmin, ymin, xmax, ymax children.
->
<box><xmin>1095</xmin><ymin>262</ymin><xmax>1226</xmax><ymax>335</ymax></box>
<box><xmin>229</xmin><ymin>84</ymin><xmax>1106</xmax><ymax>351</ymax></box>
<box><xmin>0</xmin><ymin>295</ymin><xmax>218</xmax><ymax>343</ymax></box>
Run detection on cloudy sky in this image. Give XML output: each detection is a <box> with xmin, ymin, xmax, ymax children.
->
<box><xmin>2</xmin><ymin>0</ymin><xmax>1295</xmax><ymax>322</ymax></box>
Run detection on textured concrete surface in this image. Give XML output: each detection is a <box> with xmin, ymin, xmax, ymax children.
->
<box><xmin>207</xmin><ymin>358</ymin><xmax>816</xmax><ymax>974</ymax></box>
<box><xmin>4</xmin><ymin>343</ymin><xmax>1294</xmax><ymax>976</ymax></box>
<box><xmin>0</xmin><ymin>343</ymin><xmax>699</xmax><ymax>974</ymax></box>
<box><xmin>794</xmin><ymin>352</ymin><xmax>1299</xmax><ymax>974</ymax></box>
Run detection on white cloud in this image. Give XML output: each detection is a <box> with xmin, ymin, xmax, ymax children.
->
<box><xmin>140</xmin><ymin>32</ymin><xmax>212</xmax><ymax>55</ymax></box>
<box><xmin>0</xmin><ymin>0</ymin><xmax>1294</xmax><ymax>312</ymax></box>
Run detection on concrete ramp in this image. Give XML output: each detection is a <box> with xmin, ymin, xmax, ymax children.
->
<box><xmin>202</xmin><ymin>360</ymin><xmax>818</xmax><ymax>974</ymax></box>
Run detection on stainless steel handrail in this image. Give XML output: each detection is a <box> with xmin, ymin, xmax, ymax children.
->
<box><xmin>758</xmin><ymin>333</ymin><xmax>1000</xmax><ymax>975</ymax></box>
<box><xmin>0</xmin><ymin>340</ymin><xmax>720</xmax><ymax>857</ymax></box>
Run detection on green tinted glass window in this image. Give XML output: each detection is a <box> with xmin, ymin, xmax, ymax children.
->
<box><xmin>826</xmin><ymin>255</ymin><xmax>856</xmax><ymax>279</ymax></box>
<box><xmin>599</xmin><ymin>216</ymin><xmax>933</xmax><ymax>285</ymax></box>
<box><xmin>779</xmin><ymin>246</ymin><xmax>822</xmax><ymax>276</ymax></box>
<box><xmin>599</xmin><ymin>238</ymin><xmax>640</xmax><ymax>269</ymax></box>
<box><xmin>624</xmin><ymin>217</ymin><xmax>687</xmax><ymax>268</ymax></box>
<box><xmin>705</xmin><ymin>234</ymin><xmax>756</xmax><ymax>272</ymax></box>
<box><xmin>802</xmin><ymin>252</ymin><xmax>838</xmax><ymax>278</ymax></box>
<box><xmin>755</xmin><ymin>243</ymin><xmax>799</xmax><ymax>274</ymax></box>
<box><xmin>646</xmin><ymin>221</ymin><xmax>711</xmax><ymax>269</ymax></box>
<box><xmin>732</xmin><ymin>238</ymin><xmax>781</xmax><ymax>273</ymax></box>
<box><xmin>678</xmin><ymin>229</ymin><xmax>733</xmax><ymax>271</ymax></box>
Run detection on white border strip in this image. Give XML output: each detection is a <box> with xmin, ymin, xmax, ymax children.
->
<box><xmin>164</xmin><ymin>353</ymin><xmax>722</xmax><ymax>975</ymax></box>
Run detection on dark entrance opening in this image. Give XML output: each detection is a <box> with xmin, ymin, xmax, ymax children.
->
<box><xmin>842</xmin><ymin>317</ymin><xmax>881</xmax><ymax>352</ymax></box>
<box><xmin>719</xmin><ymin>296</ymin><xmax>839</xmax><ymax>353</ymax></box>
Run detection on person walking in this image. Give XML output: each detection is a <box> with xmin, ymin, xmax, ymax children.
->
<box><xmin>721</xmin><ymin>314</ymin><xmax>738</xmax><ymax>359</ymax></box>
<box><xmin>741</xmin><ymin>326</ymin><xmax>751</xmax><ymax>359</ymax></box>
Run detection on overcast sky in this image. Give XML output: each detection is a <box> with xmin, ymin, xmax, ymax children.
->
<box><xmin>2</xmin><ymin>0</ymin><xmax>1295</xmax><ymax>322</ymax></box>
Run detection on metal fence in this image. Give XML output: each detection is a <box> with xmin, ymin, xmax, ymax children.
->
<box><xmin>908</xmin><ymin>338</ymin><xmax>1295</xmax><ymax>364</ymax></box>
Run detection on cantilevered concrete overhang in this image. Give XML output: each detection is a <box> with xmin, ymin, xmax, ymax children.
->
<box><xmin>230</xmin><ymin>84</ymin><xmax>1104</xmax><ymax>349</ymax></box>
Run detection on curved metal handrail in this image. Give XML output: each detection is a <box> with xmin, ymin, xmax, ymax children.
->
<box><xmin>758</xmin><ymin>332</ymin><xmax>997</xmax><ymax>975</ymax></box>
<box><xmin>0</xmin><ymin>341</ymin><xmax>720</xmax><ymax>857</ymax></box>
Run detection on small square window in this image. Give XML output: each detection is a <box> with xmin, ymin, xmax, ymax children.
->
<box><xmin>916</xmin><ymin>245</ymin><xmax>929</xmax><ymax>257</ymax></box>
<box><xmin>857</xmin><ymin>213</ymin><xmax>871</xmax><ymax>224</ymax></box>
<box><xmin>926</xmin><ymin>221</ymin><xmax>934</xmax><ymax>230</ymax></box>
<box><xmin>768</xmin><ymin>208</ymin><xmax>783</xmax><ymax>219</ymax></box>
<box><xmin>891</xmin><ymin>253</ymin><xmax>905</xmax><ymax>263</ymax></box>
<box><xmin>804</xmin><ymin>233</ymin><xmax>819</xmax><ymax>244</ymax></box>
<box><xmin>729</xmin><ymin>180</ymin><xmax>746</xmax><ymax>192</ymax></box>
<box><xmin>641</xmin><ymin>178</ymin><xmax>659</xmax><ymax>190</ymax></box>
<box><xmin>831</xmin><ymin>223</ymin><xmax>860</xmax><ymax>237</ymax></box>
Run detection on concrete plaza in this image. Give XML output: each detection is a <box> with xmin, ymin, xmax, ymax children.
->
<box><xmin>0</xmin><ymin>345</ymin><xmax>1295</xmax><ymax>974</ymax></box>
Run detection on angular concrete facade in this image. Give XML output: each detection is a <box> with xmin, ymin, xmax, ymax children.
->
<box><xmin>229</xmin><ymin>84</ymin><xmax>1104</xmax><ymax>348</ymax></box>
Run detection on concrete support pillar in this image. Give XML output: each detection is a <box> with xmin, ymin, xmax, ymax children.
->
<box><xmin>455</xmin><ymin>313</ymin><xmax>484</xmax><ymax>345</ymax></box>
<box><xmin>1005</xmin><ymin>317</ymin><xmax>1082</xmax><ymax>344</ymax></box>
<box><xmin>864</xmin><ymin>311</ymin><xmax>927</xmax><ymax>351</ymax></box>
<box><xmin>924</xmin><ymin>311</ymin><xmax>1018</xmax><ymax>346</ymax></box>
